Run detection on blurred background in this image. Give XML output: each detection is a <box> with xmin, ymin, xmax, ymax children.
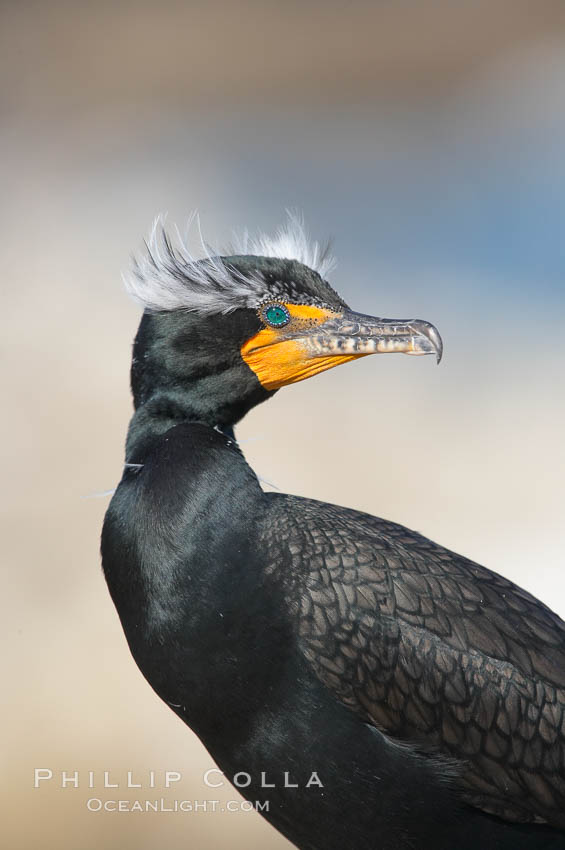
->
<box><xmin>3</xmin><ymin>1</ymin><xmax>565</xmax><ymax>848</ymax></box>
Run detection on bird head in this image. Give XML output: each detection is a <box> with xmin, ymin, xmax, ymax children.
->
<box><xmin>125</xmin><ymin>216</ymin><xmax>442</xmax><ymax>441</ymax></box>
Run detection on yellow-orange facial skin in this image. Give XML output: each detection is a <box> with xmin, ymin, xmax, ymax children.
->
<box><xmin>241</xmin><ymin>303</ymin><xmax>366</xmax><ymax>391</ymax></box>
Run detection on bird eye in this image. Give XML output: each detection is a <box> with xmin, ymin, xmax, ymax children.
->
<box><xmin>263</xmin><ymin>304</ymin><xmax>290</xmax><ymax>328</ymax></box>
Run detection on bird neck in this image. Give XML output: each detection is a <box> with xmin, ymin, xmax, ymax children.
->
<box><xmin>125</xmin><ymin>312</ymin><xmax>272</xmax><ymax>463</ymax></box>
<box><xmin>125</xmin><ymin>384</ymin><xmax>265</xmax><ymax>463</ymax></box>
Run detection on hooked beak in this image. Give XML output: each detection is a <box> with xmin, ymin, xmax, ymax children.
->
<box><xmin>302</xmin><ymin>311</ymin><xmax>443</xmax><ymax>365</ymax></box>
<box><xmin>241</xmin><ymin>304</ymin><xmax>443</xmax><ymax>391</ymax></box>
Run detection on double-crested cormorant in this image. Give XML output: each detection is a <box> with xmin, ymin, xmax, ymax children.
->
<box><xmin>102</xmin><ymin>217</ymin><xmax>565</xmax><ymax>849</ymax></box>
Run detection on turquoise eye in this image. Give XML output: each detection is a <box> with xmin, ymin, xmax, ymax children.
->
<box><xmin>264</xmin><ymin>304</ymin><xmax>290</xmax><ymax>327</ymax></box>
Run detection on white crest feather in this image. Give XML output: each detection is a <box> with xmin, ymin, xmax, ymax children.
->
<box><xmin>232</xmin><ymin>210</ymin><xmax>336</xmax><ymax>279</ymax></box>
<box><xmin>124</xmin><ymin>212</ymin><xmax>336</xmax><ymax>314</ymax></box>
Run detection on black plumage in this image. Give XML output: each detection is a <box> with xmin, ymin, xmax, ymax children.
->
<box><xmin>102</xmin><ymin>232</ymin><xmax>565</xmax><ymax>850</ymax></box>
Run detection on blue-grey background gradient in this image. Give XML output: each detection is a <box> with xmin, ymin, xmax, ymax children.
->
<box><xmin>3</xmin><ymin>2</ymin><xmax>564</xmax><ymax>848</ymax></box>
